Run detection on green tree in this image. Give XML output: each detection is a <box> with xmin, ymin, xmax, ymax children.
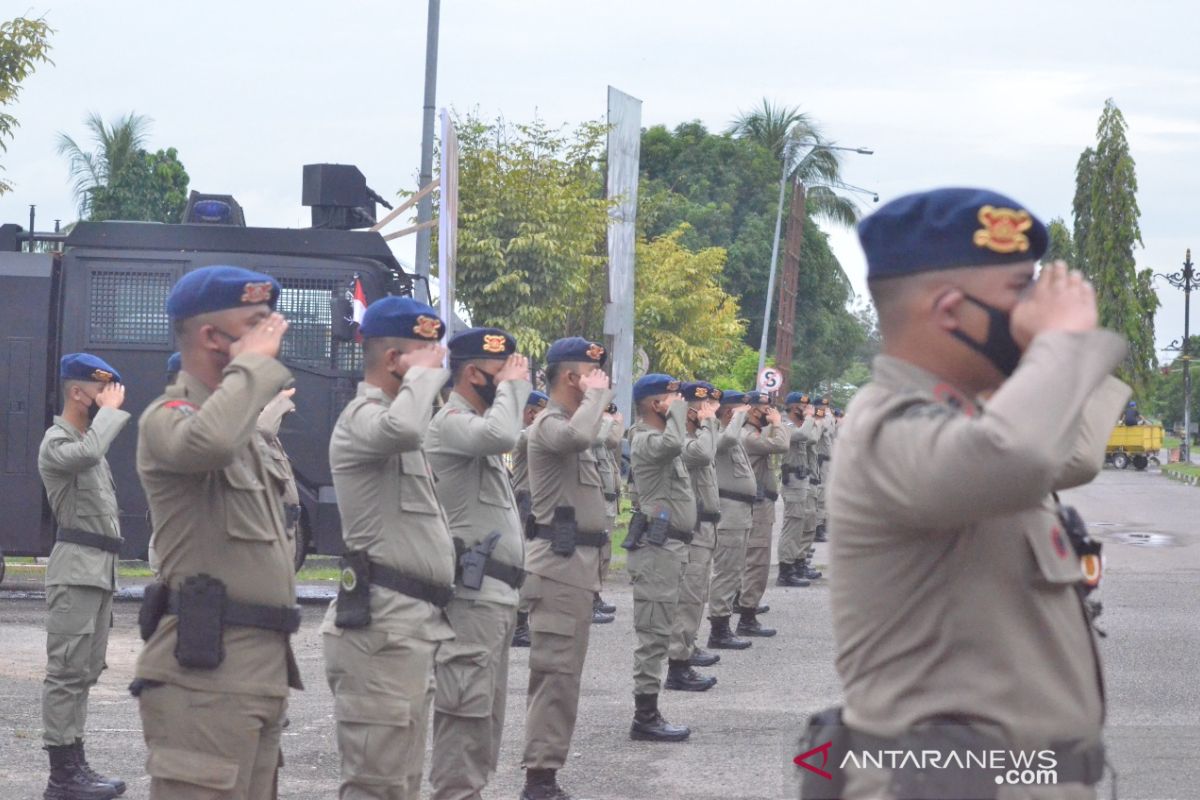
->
<box><xmin>0</xmin><ymin>16</ymin><xmax>53</xmax><ymax>195</ymax></box>
<box><xmin>1072</xmin><ymin>99</ymin><xmax>1159</xmax><ymax>396</ymax></box>
<box><xmin>1042</xmin><ymin>217</ymin><xmax>1075</xmax><ymax>265</ymax></box>
<box><xmin>1153</xmin><ymin>338</ymin><xmax>1200</xmax><ymax>431</ymax></box>
<box><xmin>56</xmin><ymin>112</ymin><xmax>190</xmax><ymax>223</ymax></box>
<box><xmin>634</xmin><ymin>225</ymin><xmax>745</xmax><ymax>378</ymax></box>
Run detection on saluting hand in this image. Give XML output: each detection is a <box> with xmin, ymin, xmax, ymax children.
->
<box><xmin>231</xmin><ymin>312</ymin><xmax>289</xmax><ymax>360</ymax></box>
<box><xmin>580</xmin><ymin>369</ymin><xmax>610</xmax><ymax>392</ymax></box>
<box><xmin>495</xmin><ymin>354</ymin><xmax>531</xmax><ymax>384</ymax></box>
<box><xmin>1011</xmin><ymin>260</ymin><xmax>1098</xmax><ymax>350</ymax></box>
<box><xmin>696</xmin><ymin>401</ymin><xmax>718</xmax><ymax>421</ymax></box>
<box><xmin>399</xmin><ymin>344</ymin><xmax>448</xmax><ymax>372</ymax></box>
<box><xmin>765</xmin><ymin>407</ymin><xmax>782</xmax><ymax>425</ymax></box>
<box><xmin>96</xmin><ymin>382</ymin><xmax>126</xmax><ymax>410</ymax></box>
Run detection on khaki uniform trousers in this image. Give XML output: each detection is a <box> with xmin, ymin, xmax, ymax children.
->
<box><xmin>740</xmin><ymin>500</ymin><xmax>776</xmax><ymax>607</ymax></box>
<box><xmin>667</xmin><ymin>524</ymin><xmax>715</xmax><ymax>661</ymax></box>
<box><xmin>43</xmin><ymin>584</ymin><xmax>112</xmax><ymax>746</ymax></box>
<box><xmin>628</xmin><ymin>543</ymin><xmax>687</xmax><ymax>694</ymax></box>
<box><xmin>522</xmin><ymin>573</ymin><xmax>594</xmax><ymax>770</ymax></box>
<box><xmin>323</xmin><ymin>628</ymin><xmax>438</xmax><ymax>800</ymax></box>
<box><xmin>139</xmin><ymin>683</ymin><xmax>285</xmax><ymax>800</ymax></box>
<box><xmin>817</xmin><ymin>480</ymin><xmax>828</xmax><ymax>528</ymax></box>
<box><xmin>430</xmin><ymin>599</ymin><xmax>517</xmax><ymax>800</ymax></box>
<box><xmin>778</xmin><ymin>490</ymin><xmax>808</xmax><ymax>564</ymax></box>
<box><xmin>708</xmin><ymin>526</ymin><xmax>749</xmax><ymax>619</ymax></box>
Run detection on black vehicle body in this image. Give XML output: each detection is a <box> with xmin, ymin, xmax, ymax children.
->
<box><xmin>0</xmin><ymin>218</ymin><xmax>409</xmax><ymax>569</ymax></box>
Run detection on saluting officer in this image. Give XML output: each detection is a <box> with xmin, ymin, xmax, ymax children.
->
<box><xmin>521</xmin><ymin>337</ymin><xmax>612</xmax><ymax>800</ymax></box>
<box><xmin>592</xmin><ymin>404</ymin><xmax>623</xmax><ymax>623</ymax></box>
<box><xmin>813</xmin><ymin>398</ymin><xmax>834</xmax><ymax>542</ymax></box>
<box><xmin>511</xmin><ymin>390</ymin><xmax>549</xmax><ymax>649</ymax></box>
<box><xmin>134</xmin><ymin>266</ymin><xmax>301</xmax><ymax>800</ymax></box>
<box><xmin>735</xmin><ymin>391</ymin><xmax>788</xmax><ymax>638</ymax></box>
<box><xmin>425</xmin><ymin>327</ymin><xmax>531</xmax><ymax>800</ymax></box>
<box><xmin>666</xmin><ymin>381</ymin><xmax>724</xmax><ymax>674</ymax></box>
<box><xmin>825</xmin><ymin>188</ymin><xmax>1126</xmax><ymax>798</ymax></box>
<box><xmin>706</xmin><ymin>391</ymin><xmax>754</xmax><ymax>651</ymax></box>
<box><xmin>257</xmin><ymin>387</ymin><xmax>301</xmax><ymax>564</ymax></box>
<box><xmin>777</xmin><ymin>391</ymin><xmax>818</xmax><ymax>587</ymax></box>
<box><xmin>320</xmin><ymin>296</ymin><xmax>453</xmax><ymax>800</ymax></box>
<box><xmin>39</xmin><ymin>354</ymin><xmax>129</xmax><ymax>800</ymax></box>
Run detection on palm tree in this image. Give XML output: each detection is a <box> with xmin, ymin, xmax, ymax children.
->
<box><xmin>56</xmin><ymin>112</ymin><xmax>151</xmax><ymax>217</ymax></box>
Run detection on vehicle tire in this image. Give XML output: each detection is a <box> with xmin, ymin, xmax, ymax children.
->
<box><xmin>293</xmin><ymin>512</ymin><xmax>310</xmax><ymax>573</ymax></box>
<box><xmin>1132</xmin><ymin>455</ymin><xmax>1149</xmax><ymax>471</ymax></box>
<box><xmin>1111</xmin><ymin>452</ymin><xmax>1130</xmax><ymax>470</ymax></box>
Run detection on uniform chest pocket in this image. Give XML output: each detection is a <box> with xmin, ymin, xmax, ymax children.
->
<box><xmin>731</xmin><ymin>449</ymin><xmax>753</xmax><ymax>479</ymax></box>
<box><xmin>479</xmin><ymin>457</ymin><xmax>513</xmax><ymax>509</ymax></box>
<box><xmin>221</xmin><ymin>459</ymin><xmax>276</xmax><ymax>543</ymax></box>
<box><xmin>671</xmin><ymin>460</ymin><xmax>693</xmax><ymax>498</ymax></box>
<box><xmin>74</xmin><ymin>471</ymin><xmax>117</xmax><ymax>516</ymax></box>
<box><xmin>399</xmin><ymin>450</ymin><xmax>440</xmax><ymax>514</ymax></box>
<box><xmin>1022</xmin><ymin>509</ymin><xmax>1084</xmax><ymax>586</ymax></box>
<box><xmin>578</xmin><ymin>449</ymin><xmax>602</xmax><ymax>488</ymax></box>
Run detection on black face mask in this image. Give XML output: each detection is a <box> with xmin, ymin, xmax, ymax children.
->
<box><xmin>949</xmin><ymin>293</ymin><xmax>1024</xmax><ymax>378</ymax></box>
<box><xmin>85</xmin><ymin>394</ymin><xmax>101</xmax><ymax>422</ymax></box>
<box><xmin>475</xmin><ymin>370</ymin><xmax>498</xmax><ymax>407</ymax></box>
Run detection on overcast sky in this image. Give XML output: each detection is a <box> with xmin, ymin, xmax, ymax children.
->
<box><xmin>3</xmin><ymin>0</ymin><xmax>1197</xmax><ymax>354</ymax></box>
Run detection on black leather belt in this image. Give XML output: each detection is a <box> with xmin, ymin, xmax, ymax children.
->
<box><xmin>531</xmin><ymin>525</ymin><xmax>609</xmax><ymax>548</ymax></box>
<box><xmin>480</xmin><ymin>559</ymin><xmax>526</xmax><ymax>590</ymax></box>
<box><xmin>57</xmin><ymin>528</ymin><xmax>123</xmax><ymax>554</ymax></box>
<box><xmin>809</xmin><ymin>476</ymin><xmax>820</xmax><ymax>486</ymax></box>
<box><xmin>760</xmin><ymin>490</ymin><xmax>779</xmax><ymax>502</ymax></box>
<box><xmin>369</xmin><ymin>561</ymin><xmax>455</xmax><ymax>607</ymax></box>
<box><xmin>718</xmin><ymin>489</ymin><xmax>756</xmax><ymax>505</ymax></box>
<box><xmin>698</xmin><ymin>510</ymin><xmax>721</xmax><ymax>524</ymax></box>
<box><xmin>818</xmin><ymin>454</ymin><xmax>831</xmax><ymax>464</ymax></box>
<box><xmin>603</xmin><ymin>491</ymin><xmax>618</xmax><ymax>502</ymax></box>
<box><xmin>166</xmin><ymin>592</ymin><xmax>301</xmax><ymax>633</ymax></box>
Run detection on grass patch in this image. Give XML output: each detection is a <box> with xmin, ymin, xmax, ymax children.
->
<box><xmin>296</xmin><ymin>566</ymin><xmax>340</xmax><ymax>582</ymax></box>
<box><xmin>1162</xmin><ymin>463</ymin><xmax>1200</xmax><ymax>478</ymax></box>
<box><xmin>1164</xmin><ymin>436</ymin><xmax>1181</xmax><ymax>449</ymax></box>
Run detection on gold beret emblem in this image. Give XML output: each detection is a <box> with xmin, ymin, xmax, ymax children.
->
<box><xmin>973</xmin><ymin>205</ymin><xmax>1032</xmax><ymax>254</ymax></box>
<box><xmin>482</xmin><ymin>334</ymin><xmax>507</xmax><ymax>353</ymax></box>
<box><xmin>535</xmin><ymin>397</ymin><xmax>548</xmax><ymax>408</ymax></box>
<box><xmin>413</xmin><ymin>315</ymin><xmax>442</xmax><ymax>339</ymax></box>
<box><xmin>240</xmin><ymin>281</ymin><xmax>274</xmax><ymax>304</ymax></box>
<box><xmin>90</xmin><ymin>369</ymin><xmax>114</xmax><ymax>383</ymax></box>
<box><xmin>586</xmin><ymin>343</ymin><xmax>605</xmax><ymax>361</ymax></box>
<box><xmin>711</xmin><ymin>388</ymin><xmax>722</xmax><ymax>401</ymax></box>
<box><xmin>694</xmin><ymin>386</ymin><xmax>708</xmax><ymax>399</ymax></box>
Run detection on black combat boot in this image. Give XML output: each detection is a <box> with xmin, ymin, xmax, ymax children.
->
<box><xmin>798</xmin><ymin>558</ymin><xmax>823</xmax><ymax>580</ymax></box>
<box><xmin>593</xmin><ymin>593</ymin><xmax>616</xmax><ymax>614</ymax></box>
<box><xmin>776</xmin><ymin>562</ymin><xmax>811</xmax><ymax>587</ymax></box>
<box><xmin>44</xmin><ymin>745</ymin><xmax>117</xmax><ymax>800</ymax></box>
<box><xmin>630</xmin><ymin>693</ymin><xmax>690</xmax><ymax>742</ymax></box>
<box><xmin>511</xmin><ymin>611</ymin><xmax>531</xmax><ymax>648</ymax></box>
<box><xmin>814</xmin><ymin>523</ymin><xmax>828</xmax><ymax>543</ymax></box>
<box><xmin>706</xmin><ymin>616</ymin><xmax>751</xmax><ymax>650</ymax></box>
<box><xmin>732</xmin><ymin>590</ymin><xmax>769</xmax><ymax>615</ymax></box>
<box><xmin>520</xmin><ymin>767</ymin><xmax>572</xmax><ymax>800</ymax></box>
<box><xmin>591</xmin><ymin>605</ymin><xmax>615</xmax><ymax>624</ymax></box>
<box><xmin>73</xmin><ymin>740</ymin><xmax>125</xmax><ymax>796</ymax></box>
<box><xmin>736</xmin><ymin>608</ymin><xmax>777</xmax><ymax>637</ymax></box>
<box><xmin>665</xmin><ymin>659</ymin><xmax>717</xmax><ymax>692</ymax></box>
<box><xmin>688</xmin><ymin>647</ymin><xmax>720</xmax><ymax>667</ymax></box>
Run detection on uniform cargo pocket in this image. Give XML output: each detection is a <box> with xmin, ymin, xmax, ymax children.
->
<box><xmin>528</xmin><ymin>610</ymin><xmax>579</xmax><ymax>675</ymax></box>
<box><xmin>147</xmin><ymin>746</ymin><xmax>239</xmax><ymax>791</ymax></box>
<box><xmin>334</xmin><ymin>692</ymin><xmax>412</xmax><ymax>727</ymax></box>
<box><xmin>578</xmin><ymin>449</ymin><xmax>602</xmax><ymax>488</ymax></box>
<box><xmin>221</xmin><ymin>460</ymin><xmax>275</xmax><ymax>543</ymax></box>
<box><xmin>399</xmin><ymin>450</ymin><xmax>440</xmax><ymax>513</ymax></box>
<box><xmin>434</xmin><ymin>646</ymin><xmax>493</xmax><ymax>717</ymax></box>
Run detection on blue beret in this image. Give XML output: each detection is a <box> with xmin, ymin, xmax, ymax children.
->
<box><xmin>833</xmin><ymin>408</ymin><xmax>844</xmax><ymax>418</ymax></box>
<box><xmin>359</xmin><ymin>296</ymin><xmax>445</xmax><ymax>341</ymax></box>
<box><xmin>166</xmin><ymin>265</ymin><xmax>280</xmax><ymax>320</ymax></box>
<box><xmin>633</xmin><ymin>373</ymin><xmax>680</xmax><ymax>403</ymax></box>
<box><xmin>448</xmin><ymin>327</ymin><xmax>516</xmax><ymax>361</ymax></box>
<box><xmin>61</xmin><ymin>353</ymin><xmax>121</xmax><ymax>384</ymax></box>
<box><xmin>745</xmin><ymin>390</ymin><xmax>772</xmax><ymax>406</ymax></box>
<box><xmin>681</xmin><ymin>381</ymin><xmax>721</xmax><ymax>402</ymax></box>
<box><xmin>719</xmin><ymin>390</ymin><xmax>746</xmax><ymax>406</ymax></box>
<box><xmin>784</xmin><ymin>391</ymin><xmax>810</xmax><ymax>405</ymax></box>
<box><xmin>546</xmin><ymin>336</ymin><xmax>607</xmax><ymax>366</ymax></box>
<box><xmin>858</xmin><ymin>188</ymin><xmax>1048</xmax><ymax>280</ymax></box>
<box><xmin>527</xmin><ymin>390</ymin><xmax>549</xmax><ymax>409</ymax></box>
<box><xmin>166</xmin><ymin>352</ymin><xmax>182</xmax><ymax>373</ymax></box>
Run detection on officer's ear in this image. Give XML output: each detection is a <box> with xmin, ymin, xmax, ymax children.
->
<box><xmin>931</xmin><ymin>287</ymin><xmax>967</xmax><ymax>333</ymax></box>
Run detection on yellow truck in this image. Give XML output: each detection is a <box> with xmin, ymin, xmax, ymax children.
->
<box><xmin>1105</xmin><ymin>424</ymin><xmax>1164</xmax><ymax>471</ymax></box>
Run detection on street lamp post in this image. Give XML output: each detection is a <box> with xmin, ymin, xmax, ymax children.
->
<box><xmin>756</xmin><ymin>142</ymin><xmax>873</xmax><ymax>377</ymax></box>
<box><xmin>1159</xmin><ymin>248</ymin><xmax>1195</xmax><ymax>463</ymax></box>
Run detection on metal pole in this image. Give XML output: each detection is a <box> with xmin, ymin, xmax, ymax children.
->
<box><xmin>757</xmin><ymin>154</ymin><xmax>790</xmax><ymax>376</ymax></box>
<box><xmin>1183</xmin><ymin>248</ymin><xmax>1194</xmax><ymax>463</ymax></box>
<box><xmin>28</xmin><ymin>205</ymin><xmax>35</xmax><ymax>253</ymax></box>
<box><xmin>413</xmin><ymin>0</ymin><xmax>440</xmax><ymax>304</ymax></box>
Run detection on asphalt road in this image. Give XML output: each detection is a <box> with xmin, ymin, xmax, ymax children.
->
<box><xmin>1</xmin><ymin>466</ymin><xmax>1197</xmax><ymax>799</ymax></box>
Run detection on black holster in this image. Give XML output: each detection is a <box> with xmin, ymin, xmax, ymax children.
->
<box><xmin>174</xmin><ymin>574</ymin><xmax>226</xmax><ymax>670</ymax></box>
<box><xmin>515</xmin><ymin>489</ymin><xmax>532</xmax><ymax>527</ymax></box>
<box><xmin>551</xmin><ymin>506</ymin><xmax>577</xmax><ymax>557</ymax></box>
<box><xmin>335</xmin><ymin>551</ymin><xmax>372</xmax><ymax>629</ymax></box>
<box><xmin>458</xmin><ymin>531</ymin><xmax>502</xmax><ymax>590</ymax></box>
<box><xmin>139</xmin><ymin>582</ymin><xmax>169</xmax><ymax>642</ymax></box>
<box><xmin>284</xmin><ymin>503</ymin><xmax>302</xmax><ymax>530</ymax></box>
<box><xmin>623</xmin><ymin>510</ymin><xmax>647</xmax><ymax>551</ymax></box>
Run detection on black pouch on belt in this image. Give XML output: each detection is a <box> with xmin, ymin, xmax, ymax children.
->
<box><xmin>551</xmin><ymin>506</ymin><xmax>577</xmax><ymax>557</ymax></box>
<box><xmin>139</xmin><ymin>582</ymin><xmax>169</xmax><ymax>642</ymax></box>
<box><xmin>622</xmin><ymin>510</ymin><xmax>648</xmax><ymax>551</ymax></box>
<box><xmin>174</xmin><ymin>574</ymin><xmax>226</xmax><ymax>670</ymax></box>
<box><xmin>335</xmin><ymin>551</ymin><xmax>372</xmax><ymax>629</ymax></box>
<box><xmin>646</xmin><ymin>510</ymin><xmax>670</xmax><ymax>546</ymax></box>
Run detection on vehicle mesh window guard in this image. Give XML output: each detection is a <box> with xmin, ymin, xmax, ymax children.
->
<box><xmin>89</xmin><ymin>271</ymin><xmax>173</xmax><ymax>345</ymax></box>
<box><xmin>277</xmin><ymin>277</ymin><xmax>362</xmax><ymax>373</ymax></box>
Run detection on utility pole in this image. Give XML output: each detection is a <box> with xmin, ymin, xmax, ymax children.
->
<box><xmin>773</xmin><ymin>179</ymin><xmax>806</xmax><ymax>397</ymax></box>
<box><xmin>1159</xmin><ymin>248</ymin><xmax>1195</xmax><ymax>463</ymax></box>
<box><xmin>413</xmin><ymin>0</ymin><xmax>440</xmax><ymax>304</ymax></box>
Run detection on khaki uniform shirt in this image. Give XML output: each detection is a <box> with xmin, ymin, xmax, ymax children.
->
<box><xmin>629</xmin><ymin>402</ymin><xmax>697</xmax><ymax>554</ymax></box>
<box><xmin>829</xmin><ymin>331</ymin><xmax>1130</xmax><ymax>750</ymax></box>
<box><xmin>320</xmin><ymin>367</ymin><xmax>455</xmax><ymax>642</ymax></box>
<box><xmin>714</xmin><ymin>410</ymin><xmax>755</xmax><ymax>530</ymax></box>
<box><xmin>512</xmin><ymin>430</ymin><xmax>532</xmax><ymax>494</ymax></box>
<box><xmin>683</xmin><ymin>417</ymin><xmax>721</xmax><ymax>548</ymax></box>
<box><xmin>526</xmin><ymin>387</ymin><xmax>614</xmax><ymax>592</ymax></box>
<box><xmin>39</xmin><ymin>408</ymin><xmax>131</xmax><ymax>590</ymax></box>
<box><xmin>742</xmin><ymin>420</ymin><xmax>789</xmax><ymax>497</ymax></box>
<box><xmin>135</xmin><ymin>356</ymin><xmax>297</xmax><ymax>698</ymax></box>
<box><xmin>427</xmin><ymin>380</ymin><xmax>532</xmax><ymax>606</ymax></box>
<box><xmin>595</xmin><ymin>416</ymin><xmax>624</xmax><ymax>520</ymax></box>
<box><xmin>782</xmin><ymin>416</ymin><xmax>817</xmax><ymax>503</ymax></box>
<box><xmin>815</xmin><ymin>419</ymin><xmax>834</xmax><ymax>479</ymax></box>
<box><xmin>257</xmin><ymin>393</ymin><xmax>299</xmax><ymax>559</ymax></box>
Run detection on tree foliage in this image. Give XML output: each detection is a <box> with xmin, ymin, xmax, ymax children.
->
<box><xmin>1042</xmin><ymin>217</ymin><xmax>1075</xmax><ymax>265</ymax></box>
<box><xmin>57</xmin><ymin>112</ymin><xmax>190</xmax><ymax>222</ymax></box>
<box><xmin>1155</xmin><ymin>338</ymin><xmax>1200</xmax><ymax>432</ymax></box>
<box><xmin>1072</xmin><ymin>99</ymin><xmax>1159</xmax><ymax>397</ymax></box>
<box><xmin>634</xmin><ymin>225</ymin><xmax>745</xmax><ymax>378</ymax></box>
<box><xmin>0</xmin><ymin>16</ymin><xmax>53</xmax><ymax>195</ymax></box>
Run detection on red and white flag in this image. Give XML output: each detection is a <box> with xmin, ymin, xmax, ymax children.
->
<box><xmin>347</xmin><ymin>274</ymin><xmax>368</xmax><ymax>342</ymax></box>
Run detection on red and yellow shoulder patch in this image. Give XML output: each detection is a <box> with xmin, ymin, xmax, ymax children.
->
<box><xmin>164</xmin><ymin>400</ymin><xmax>199</xmax><ymax>415</ymax></box>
